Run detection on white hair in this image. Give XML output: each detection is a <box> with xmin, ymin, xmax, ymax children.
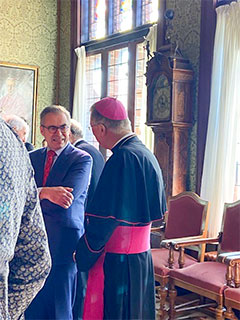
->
<box><xmin>5</xmin><ymin>115</ymin><xmax>30</xmax><ymax>139</ymax></box>
<box><xmin>70</xmin><ymin>119</ymin><xmax>83</xmax><ymax>139</ymax></box>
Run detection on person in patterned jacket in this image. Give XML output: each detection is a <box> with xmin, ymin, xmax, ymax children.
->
<box><xmin>0</xmin><ymin>118</ymin><xmax>51</xmax><ymax>319</ymax></box>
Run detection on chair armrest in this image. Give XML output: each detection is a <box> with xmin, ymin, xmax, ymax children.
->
<box><xmin>204</xmin><ymin>251</ymin><xmax>218</xmax><ymax>261</ymax></box>
<box><xmin>161</xmin><ymin>235</ymin><xmax>205</xmax><ymax>249</ymax></box>
<box><xmin>170</xmin><ymin>236</ymin><xmax>220</xmax><ymax>249</ymax></box>
<box><xmin>151</xmin><ymin>224</ymin><xmax>165</xmax><ymax>233</ymax></box>
<box><xmin>218</xmin><ymin>251</ymin><xmax>240</xmax><ymax>264</ymax></box>
<box><xmin>151</xmin><ymin>218</ymin><xmax>165</xmax><ymax>233</ymax></box>
<box><xmin>218</xmin><ymin>251</ymin><xmax>240</xmax><ymax>288</ymax></box>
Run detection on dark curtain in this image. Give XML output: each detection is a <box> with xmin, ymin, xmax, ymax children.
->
<box><xmin>196</xmin><ymin>0</ymin><xmax>216</xmax><ymax>193</ymax></box>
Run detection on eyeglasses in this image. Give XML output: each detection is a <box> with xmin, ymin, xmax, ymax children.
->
<box><xmin>41</xmin><ymin>124</ymin><xmax>69</xmax><ymax>134</ymax></box>
<box><xmin>88</xmin><ymin>123</ymin><xmax>105</xmax><ymax>130</ymax></box>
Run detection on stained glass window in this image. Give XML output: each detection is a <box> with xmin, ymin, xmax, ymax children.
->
<box><xmin>89</xmin><ymin>0</ymin><xmax>106</xmax><ymax>40</ymax></box>
<box><xmin>108</xmin><ymin>48</ymin><xmax>129</xmax><ymax>108</ymax></box>
<box><xmin>142</xmin><ymin>0</ymin><xmax>158</xmax><ymax>24</ymax></box>
<box><xmin>135</xmin><ymin>43</ymin><xmax>146</xmax><ymax>139</ymax></box>
<box><xmin>79</xmin><ymin>0</ymin><xmax>160</xmax><ymax>156</ymax></box>
<box><xmin>81</xmin><ymin>0</ymin><xmax>159</xmax><ymax>42</ymax></box>
<box><xmin>112</xmin><ymin>0</ymin><xmax>132</xmax><ymax>34</ymax></box>
<box><xmin>85</xmin><ymin>54</ymin><xmax>102</xmax><ymax>148</ymax></box>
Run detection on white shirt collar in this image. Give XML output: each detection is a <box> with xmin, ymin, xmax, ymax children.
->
<box><xmin>111</xmin><ymin>133</ymin><xmax>134</xmax><ymax>149</ymax></box>
<box><xmin>47</xmin><ymin>142</ymin><xmax>69</xmax><ymax>157</ymax></box>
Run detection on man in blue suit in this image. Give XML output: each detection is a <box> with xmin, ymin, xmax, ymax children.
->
<box><xmin>25</xmin><ymin>105</ymin><xmax>92</xmax><ymax>320</ymax></box>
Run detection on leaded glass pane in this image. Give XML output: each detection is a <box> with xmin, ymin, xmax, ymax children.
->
<box><xmin>107</xmin><ymin>47</ymin><xmax>129</xmax><ymax>109</ymax></box>
<box><xmin>89</xmin><ymin>0</ymin><xmax>106</xmax><ymax>40</ymax></box>
<box><xmin>142</xmin><ymin>0</ymin><xmax>158</xmax><ymax>24</ymax></box>
<box><xmin>113</xmin><ymin>0</ymin><xmax>132</xmax><ymax>33</ymax></box>
<box><xmin>135</xmin><ymin>43</ymin><xmax>146</xmax><ymax>139</ymax></box>
<box><xmin>85</xmin><ymin>54</ymin><xmax>102</xmax><ymax>148</ymax></box>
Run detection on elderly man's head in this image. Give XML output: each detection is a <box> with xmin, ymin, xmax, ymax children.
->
<box><xmin>69</xmin><ymin>119</ymin><xmax>83</xmax><ymax>144</ymax></box>
<box><xmin>5</xmin><ymin>115</ymin><xmax>29</xmax><ymax>143</ymax></box>
<box><xmin>90</xmin><ymin>97</ymin><xmax>131</xmax><ymax>149</ymax></box>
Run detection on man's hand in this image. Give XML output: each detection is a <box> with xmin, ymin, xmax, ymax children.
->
<box><xmin>40</xmin><ymin>187</ymin><xmax>74</xmax><ymax>208</ymax></box>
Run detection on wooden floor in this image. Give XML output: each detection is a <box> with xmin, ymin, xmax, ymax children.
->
<box><xmin>155</xmin><ymin>308</ymin><xmax>215</xmax><ymax>319</ymax></box>
<box><xmin>155</xmin><ymin>293</ymin><xmax>216</xmax><ymax>320</ymax></box>
<box><xmin>155</xmin><ymin>306</ymin><xmax>215</xmax><ymax>319</ymax></box>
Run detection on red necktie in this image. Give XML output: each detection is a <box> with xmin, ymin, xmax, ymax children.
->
<box><xmin>43</xmin><ymin>150</ymin><xmax>56</xmax><ymax>186</ymax></box>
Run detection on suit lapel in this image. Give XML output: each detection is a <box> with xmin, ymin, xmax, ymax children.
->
<box><xmin>35</xmin><ymin>148</ymin><xmax>47</xmax><ymax>187</ymax></box>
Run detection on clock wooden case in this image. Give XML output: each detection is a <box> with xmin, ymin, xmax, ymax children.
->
<box><xmin>146</xmin><ymin>48</ymin><xmax>193</xmax><ymax>198</ymax></box>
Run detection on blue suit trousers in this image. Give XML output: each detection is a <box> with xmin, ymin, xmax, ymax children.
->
<box><xmin>25</xmin><ymin>263</ymin><xmax>77</xmax><ymax>320</ymax></box>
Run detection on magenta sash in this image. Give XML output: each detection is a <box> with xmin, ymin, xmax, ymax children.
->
<box><xmin>83</xmin><ymin>224</ymin><xmax>151</xmax><ymax>320</ymax></box>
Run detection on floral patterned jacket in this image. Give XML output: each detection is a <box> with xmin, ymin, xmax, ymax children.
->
<box><xmin>0</xmin><ymin>119</ymin><xmax>51</xmax><ymax>319</ymax></box>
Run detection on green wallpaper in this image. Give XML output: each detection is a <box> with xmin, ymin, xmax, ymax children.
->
<box><xmin>166</xmin><ymin>0</ymin><xmax>201</xmax><ymax>191</ymax></box>
<box><xmin>0</xmin><ymin>0</ymin><xmax>58</xmax><ymax>147</ymax></box>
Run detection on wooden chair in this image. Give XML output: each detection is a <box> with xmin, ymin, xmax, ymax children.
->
<box><xmin>223</xmin><ymin>252</ymin><xmax>240</xmax><ymax>320</ymax></box>
<box><xmin>151</xmin><ymin>191</ymin><xmax>210</xmax><ymax>319</ymax></box>
<box><xmin>168</xmin><ymin>200</ymin><xmax>240</xmax><ymax>320</ymax></box>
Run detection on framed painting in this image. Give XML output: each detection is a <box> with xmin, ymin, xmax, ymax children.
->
<box><xmin>0</xmin><ymin>61</ymin><xmax>39</xmax><ymax>144</ymax></box>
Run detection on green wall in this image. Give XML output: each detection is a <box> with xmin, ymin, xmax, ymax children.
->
<box><xmin>0</xmin><ymin>0</ymin><xmax>58</xmax><ymax>147</ymax></box>
<box><xmin>166</xmin><ymin>0</ymin><xmax>201</xmax><ymax>191</ymax></box>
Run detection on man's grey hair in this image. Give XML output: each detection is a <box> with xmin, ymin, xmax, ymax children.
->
<box><xmin>70</xmin><ymin>119</ymin><xmax>83</xmax><ymax>139</ymax></box>
<box><xmin>90</xmin><ymin>104</ymin><xmax>131</xmax><ymax>134</ymax></box>
<box><xmin>40</xmin><ymin>105</ymin><xmax>71</xmax><ymax>125</ymax></box>
<box><xmin>5</xmin><ymin>115</ymin><xmax>29</xmax><ymax>138</ymax></box>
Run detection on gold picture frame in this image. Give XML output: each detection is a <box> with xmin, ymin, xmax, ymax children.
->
<box><xmin>0</xmin><ymin>61</ymin><xmax>39</xmax><ymax>144</ymax></box>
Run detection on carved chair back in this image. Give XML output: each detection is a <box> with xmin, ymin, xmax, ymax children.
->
<box><xmin>164</xmin><ymin>191</ymin><xmax>209</xmax><ymax>240</ymax></box>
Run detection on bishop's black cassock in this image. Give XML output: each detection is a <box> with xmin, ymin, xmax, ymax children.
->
<box><xmin>76</xmin><ymin>134</ymin><xmax>167</xmax><ymax>320</ymax></box>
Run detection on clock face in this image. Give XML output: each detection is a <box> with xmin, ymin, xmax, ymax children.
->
<box><xmin>152</xmin><ymin>74</ymin><xmax>171</xmax><ymax>121</ymax></box>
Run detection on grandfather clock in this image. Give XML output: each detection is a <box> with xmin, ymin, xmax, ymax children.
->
<box><xmin>146</xmin><ymin>48</ymin><xmax>193</xmax><ymax>198</ymax></box>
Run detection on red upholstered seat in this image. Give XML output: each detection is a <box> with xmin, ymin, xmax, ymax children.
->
<box><xmin>223</xmin><ymin>253</ymin><xmax>240</xmax><ymax>319</ymax></box>
<box><xmin>224</xmin><ymin>287</ymin><xmax>240</xmax><ymax>303</ymax></box>
<box><xmin>151</xmin><ymin>192</ymin><xmax>210</xmax><ymax>319</ymax></box>
<box><xmin>169</xmin><ymin>261</ymin><xmax>227</xmax><ymax>294</ymax></box>
<box><xmin>152</xmin><ymin>248</ymin><xmax>197</xmax><ymax>276</ymax></box>
<box><xmin>168</xmin><ymin>200</ymin><xmax>240</xmax><ymax>320</ymax></box>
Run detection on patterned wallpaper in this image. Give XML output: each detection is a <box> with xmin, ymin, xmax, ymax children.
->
<box><xmin>0</xmin><ymin>0</ymin><xmax>58</xmax><ymax>147</ymax></box>
<box><xmin>166</xmin><ymin>0</ymin><xmax>201</xmax><ymax>191</ymax></box>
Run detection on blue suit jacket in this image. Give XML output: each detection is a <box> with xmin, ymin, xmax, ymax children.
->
<box><xmin>30</xmin><ymin>143</ymin><xmax>92</xmax><ymax>264</ymax></box>
<box><xmin>74</xmin><ymin>140</ymin><xmax>104</xmax><ymax>209</ymax></box>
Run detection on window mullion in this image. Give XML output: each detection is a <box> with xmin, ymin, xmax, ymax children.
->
<box><xmin>101</xmin><ymin>50</ymin><xmax>108</xmax><ymax>99</ymax></box>
<box><xmin>106</xmin><ymin>0</ymin><xmax>110</xmax><ymax>36</ymax></box>
<box><xmin>135</xmin><ymin>0</ymin><xmax>142</xmax><ymax>27</ymax></box>
<box><xmin>88</xmin><ymin>0</ymin><xmax>91</xmax><ymax>42</ymax></box>
<box><xmin>132</xmin><ymin>0</ymin><xmax>137</xmax><ymax>28</ymax></box>
<box><xmin>98</xmin><ymin>50</ymin><xmax>108</xmax><ymax>159</ymax></box>
<box><xmin>128</xmin><ymin>43</ymin><xmax>137</xmax><ymax>131</ymax></box>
